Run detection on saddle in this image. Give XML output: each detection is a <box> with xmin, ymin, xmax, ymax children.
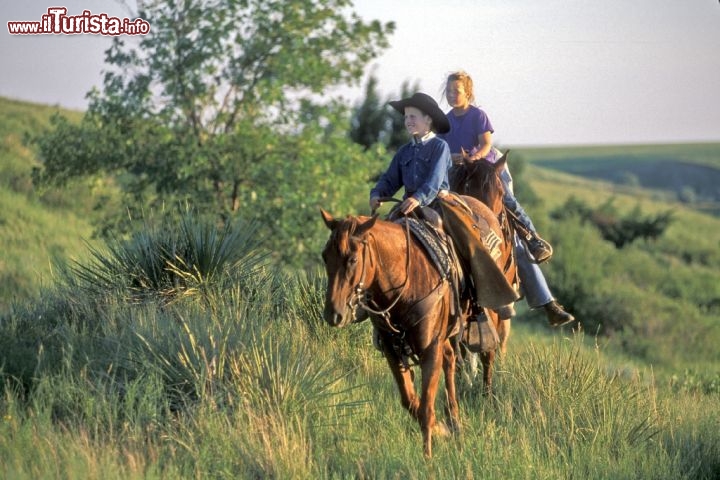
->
<box><xmin>400</xmin><ymin>214</ymin><xmax>456</xmax><ymax>283</ymax></box>
<box><xmin>392</xmin><ymin>197</ymin><xmax>516</xmax><ymax>350</ymax></box>
<box><xmin>386</xmin><ymin>196</ymin><xmax>518</xmax><ymax>323</ymax></box>
<box><xmin>438</xmin><ymin>193</ymin><xmax>519</xmax><ymax>310</ymax></box>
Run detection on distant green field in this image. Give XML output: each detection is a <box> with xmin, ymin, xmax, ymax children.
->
<box><xmin>516</xmin><ymin>143</ymin><xmax>720</xmax><ymax>215</ymax></box>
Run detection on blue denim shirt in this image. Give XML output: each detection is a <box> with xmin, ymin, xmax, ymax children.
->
<box><xmin>370</xmin><ymin>135</ymin><xmax>451</xmax><ymax>207</ymax></box>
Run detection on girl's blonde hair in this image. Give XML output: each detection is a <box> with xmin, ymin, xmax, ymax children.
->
<box><xmin>444</xmin><ymin>70</ymin><xmax>475</xmax><ymax>104</ymax></box>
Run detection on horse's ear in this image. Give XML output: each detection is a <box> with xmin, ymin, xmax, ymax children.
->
<box><xmin>320</xmin><ymin>209</ymin><xmax>337</xmax><ymax>230</ymax></box>
<box><xmin>354</xmin><ymin>214</ymin><xmax>378</xmax><ymax>238</ymax></box>
<box><xmin>495</xmin><ymin>151</ymin><xmax>509</xmax><ymax>171</ymax></box>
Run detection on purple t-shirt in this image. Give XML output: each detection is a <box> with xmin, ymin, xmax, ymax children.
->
<box><xmin>439</xmin><ymin>105</ymin><xmax>494</xmax><ymax>155</ymax></box>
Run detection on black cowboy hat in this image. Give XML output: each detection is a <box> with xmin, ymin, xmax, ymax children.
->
<box><xmin>389</xmin><ymin>92</ymin><xmax>450</xmax><ymax>134</ymax></box>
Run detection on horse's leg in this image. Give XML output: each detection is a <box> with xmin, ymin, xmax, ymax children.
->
<box><xmin>479</xmin><ymin>311</ymin><xmax>501</xmax><ymax>396</ymax></box>
<box><xmin>454</xmin><ymin>308</ymin><xmax>479</xmax><ymax>384</ymax></box>
<box><xmin>497</xmin><ymin>318</ymin><xmax>511</xmax><ymax>357</ymax></box>
<box><xmin>442</xmin><ymin>339</ymin><xmax>460</xmax><ymax>433</ymax></box>
<box><xmin>381</xmin><ymin>345</ymin><xmax>420</xmax><ymax>419</ymax></box>
<box><xmin>480</xmin><ymin>349</ymin><xmax>495</xmax><ymax>396</ymax></box>
<box><xmin>418</xmin><ymin>340</ymin><xmax>444</xmax><ymax>458</ymax></box>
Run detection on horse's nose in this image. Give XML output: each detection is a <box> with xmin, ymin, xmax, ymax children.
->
<box><xmin>323</xmin><ymin>307</ymin><xmax>344</xmax><ymax>326</ymax></box>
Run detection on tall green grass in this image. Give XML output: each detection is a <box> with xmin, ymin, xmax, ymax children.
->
<box><xmin>1</xmin><ymin>216</ymin><xmax>718</xmax><ymax>479</ymax></box>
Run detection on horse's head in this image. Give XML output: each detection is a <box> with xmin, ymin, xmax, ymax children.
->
<box><xmin>453</xmin><ymin>153</ymin><xmax>508</xmax><ymax>215</ymax></box>
<box><xmin>320</xmin><ymin>209</ymin><xmax>378</xmax><ymax>327</ymax></box>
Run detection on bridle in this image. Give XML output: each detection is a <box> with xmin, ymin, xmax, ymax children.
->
<box><xmin>347</xmin><ymin>219</ymin><xmax>412</xmax><ymax>333</ymax></box>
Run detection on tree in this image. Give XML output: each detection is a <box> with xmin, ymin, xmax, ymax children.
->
<box><xmin>348</xmin><ymin>76</ymin><xmax>420</xmax><ymax>153</ymax></box>
<box><xmin>33</xmin><ymin>0</ymin><xmax>394</xmax><ymax>238</ymax></box>
<box><xmin>349</xmin><ymin>74</ymin><xmax>386</xmax><ymax>150</ymax></box>
<box><xmin>551</xmin><ymin>197</ymin><xmax>674</xmax><ymax>249</ymax></box>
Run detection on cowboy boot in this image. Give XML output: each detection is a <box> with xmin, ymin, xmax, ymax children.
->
<box><xmin>527</xmin><ymin>233</ymin><xmax>553</xmax><ymax>264</ymax></box>
<box><xmin>544</xmin><ymin>300</ymin><xmax>575</xmax><ymax>327</ymax></box>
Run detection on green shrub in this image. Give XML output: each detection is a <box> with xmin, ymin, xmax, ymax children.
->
<box><xmin>60</xmin><ymin>212</ymin><xmax>268</xmax><ymax>306</ymax></box>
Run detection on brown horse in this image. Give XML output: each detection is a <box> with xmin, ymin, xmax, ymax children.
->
<box><xmin>320</xmin><ymin>209</ymin><xmax>460</xmax><ymax>458</ymax></box>
<box><xmin>320</xmin><ymin>192</ymin><xmax>517</xmax><ymax>456</ymax></box>
<box><xmin>449</xmin><ymin>153</ymin><xmax>518</xmax><ymax>382</ymax></box>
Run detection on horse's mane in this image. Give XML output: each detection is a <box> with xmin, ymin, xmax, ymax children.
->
<box><xmin>464</xmin><ymin>160</ymin><xmax>504</xmax><ymax>207</ymax></box>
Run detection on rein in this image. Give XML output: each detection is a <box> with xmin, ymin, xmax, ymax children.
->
<box><xmin>355</xmin><ymin>218</ymin><xmax>412</xmax><ymax>333</ymax></box>
<box><xmin>345</xmin><ymin>198</ymin><xmax>450</xmax><ymax>343</ymax></box>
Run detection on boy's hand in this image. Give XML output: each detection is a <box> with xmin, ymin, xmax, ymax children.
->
<box><xmin>400</xmin><ymin>197</ymin><xmax>420</xmax><ymax>215</ymax></box>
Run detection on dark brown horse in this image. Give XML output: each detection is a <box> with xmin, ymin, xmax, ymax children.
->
<box><xmin>320</xmin><ymin>209</ymin><xmax>460</xmax><ymax>458</ymax></box>
<box><xmin>449</xmin><ymin>153</ymin><xmax>518</xmax><ymax>382</ymax></box>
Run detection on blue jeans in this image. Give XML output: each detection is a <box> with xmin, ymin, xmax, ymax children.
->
<box><xmin>514</xmin><ymin>234</ymin><xmax>553</xmax><ymax>308</ymax></box>
<box><xmin>500</xmin><ymin>168</ymin><xmax>536</xmax><ymax>233</ymax></box>
<box><xmin>499</xmin><ymin>166</ymin><xmax>553</xmax><ymax>308</ymax></box>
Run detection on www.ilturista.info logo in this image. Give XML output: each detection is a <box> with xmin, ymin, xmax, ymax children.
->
<box><xmin>7</xmin><ymin>7</ymin><xmax>150</xmax><ymax>35</ymax></box>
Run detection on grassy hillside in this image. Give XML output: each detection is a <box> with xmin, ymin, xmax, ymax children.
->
<box><xmin>0</xmin><ymin>97</ymin><xmax>94</xmax><ymax>312</ymax></box>
<box><xmin>1</xmin><ymin>100</ymin><xmax>719</xmax><ymax>477</ymax></box>
<box><xmin>0</xmin><ymin>97</ymin><xmax>83</xmax><ymax>190</ymax></box>
<box><xmin>511</xmin><ymin>146</ymin><xmax>720</xmax><ymax>380</ymax></box>
<box><xmin>515</xmin><ymin>146</ymin><xmax>720</xmax><ymax>268</ymax></box>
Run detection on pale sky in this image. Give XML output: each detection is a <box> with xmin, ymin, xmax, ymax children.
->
<box><xmin>2</xmin><ymin>0</ymin><xmax>719</xmax><ymax>146</ymax></box>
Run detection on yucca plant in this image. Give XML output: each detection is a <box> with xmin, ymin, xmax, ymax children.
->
<box><xmin>282</xmin><ymin>267</ymin><xmax>327</xmax><ymax>334</ymax></box>
<box><xmin>60</xmin><ymin>212</ymin><xmax>268</xmax><ymax>305</ymax></box>
<box><xmin>128</xmin><ymin>303</ymin><xmax>242</xmax><ymax>407</ymax></box>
